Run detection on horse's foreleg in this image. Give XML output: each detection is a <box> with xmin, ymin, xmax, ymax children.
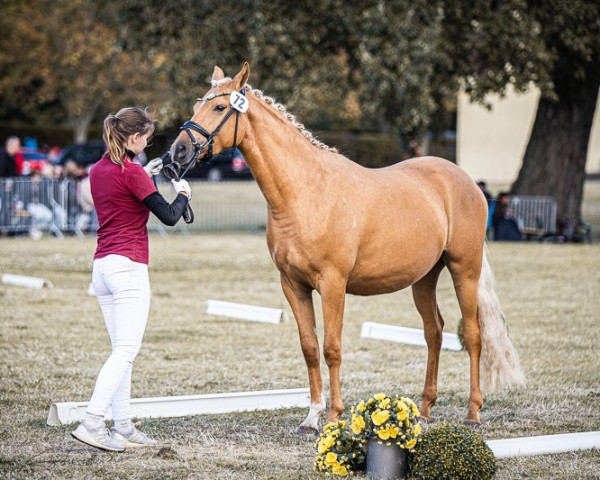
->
<box><xmin>411</xmin><ymin>262</ymin><xmax>445</xmax><ymax>420</ymax></box>
<box><xmin>281</xmin><ymin>276</ymin><xmax>324</xmax><ymax>435</ymax></box>
<box><xmin>319</xmin><ymin>275</ymin><xmax>347</xmax><ymax>424</ymax></box>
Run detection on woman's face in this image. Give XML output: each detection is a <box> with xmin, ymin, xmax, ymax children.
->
<box><xmin>126</xmin><ymin>131</ymin><xmax>152</xmax><ymax>157</ymax></box>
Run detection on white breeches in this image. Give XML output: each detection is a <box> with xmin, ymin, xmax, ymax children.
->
<box><xmin>86</xmin><ymin>254</ymin><xmax>151</xmax><ymax>421</ymax></box>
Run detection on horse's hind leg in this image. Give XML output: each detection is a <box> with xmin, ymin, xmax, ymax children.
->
<box><xmin>280</xmin><ymin>275</ymin><xmax>325</xmax><ymax>435</ymax></box>
<box><xmin>411</xmin><ymin>260</ymin><xmax>446</xmax><ymax>421</ymax></box>
<box><xmin>445</xmin><ymin>251</ymin><xmax>484</xmax><ymax>425</ymax></box>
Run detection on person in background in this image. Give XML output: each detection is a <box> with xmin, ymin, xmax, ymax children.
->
<box><xmin>0</xmin><ymin>137</ymin><xmax>22</xmax><ymax>234</ymax></box>
<box><xmin>71</xmin><ymin>107</ymin><xmax>192</xmax><ymax>452</ymax></box>
<box><xmin>477</xmin><ymin>180</ymin><xmax>494</xmax><ymax>238</ymax></box>
<box><xmin>0</xmin><ymin>136</ymin><xmax>21</xmax><ymax>177</ymax></box>
<box><xmin>492</xmin><ymin>191</ymin><xmax>522</xmax><ymax>241</ymax></box>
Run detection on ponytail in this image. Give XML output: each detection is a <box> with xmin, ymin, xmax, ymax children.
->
<box><xmin>102</xmin><ymin>107</ymin><xmax>155</xmax><ymax>167</ymax></box>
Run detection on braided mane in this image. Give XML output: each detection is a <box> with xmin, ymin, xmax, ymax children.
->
<box><xmin>211</xmin><ymin>78</ymin><xmax>337</xmax><ymax>154</ymax></box>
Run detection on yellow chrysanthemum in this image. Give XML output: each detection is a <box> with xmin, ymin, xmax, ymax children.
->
<box><xmin>379</xmin><ymin>397</ymin><xmax>391</xmax><ymax>409</ymax></box>
<box><xmin>398</xmin><ymin>409</ymin><xmax>408</xmax><ymax>421</ymax></box>
<box><xmin>356</xmin><ymin>400</ymin><xmax>366</xmax><ymax>413</ymax></box>
<box><xmin>406</xmin><ymin>438</ymin><xmax>417</xmax><ymax>449</ymax></box>
<box><xmin>374</xmin><ymin>393</ymin><xmax>386</xmax><ymax>401</ymax></box>
<box><xmin>323</xmin><ymin>422</ymin><xmax>335</xmax><ymax>433</ymax></box>
<box><xmin>412</xmin><ymin>405</ymin><xmax>420</xmax><ymax>417</ymax></box>
<box><xmin>325</xmin><ymin>452</ymin><xmax>338</xmax><ymax>465</ymax></box>
<box><xmin>351</xmin><ymin>413</ymin><xmax>366</xmax><ymax>434</ymax></box>
<box><xmin>318</xmin><ymin>435</ymin><xmax>335</xmax><ymax>453</ymax></box>
<box><xmin>332</xmin><ymin>463</ymin><xmax>348</xmax><ymax>476</ymax></box>
<box><xmin>371</xmin><ymin>409</ymin><xmax>390</xmax><ymax>426</ymax></box>
<box><xmin>414</xmin><ymin>423</ymin><xmax>422</xmax><ymax>436</ymax></box>
<box><xmin>378</xmin><ymin>425</ymin><xmax>396</xmax><ymax>440</ymax></box>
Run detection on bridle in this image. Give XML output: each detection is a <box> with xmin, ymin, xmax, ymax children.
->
<box><xmin>157</xmin><ymin>86</ymin><xmax>247</xmax><ymax>224</ymax></box>
<box><xmin>162</xmin><ymin>87</ymin><xmax>247</xmax><ymax>182</ymax></box>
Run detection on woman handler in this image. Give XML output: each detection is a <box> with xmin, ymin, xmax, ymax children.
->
<box><xmin>72</xmin><ymin>107</ymin><xmax>191</xmax><ymax>451</ymax></box>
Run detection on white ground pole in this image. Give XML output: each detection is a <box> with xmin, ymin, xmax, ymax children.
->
<box><xmin>205</xmin><ymin>299</ymin><xmax>286</xmax><ymax>324</ymax></box>
<box><xmin>47</xmin><ymin>387</ymin><xmax>310</xmax><ymax>426</ymax></box>
<box><xmin>487</xmin><ymin>431</ymin><xmax>600</xmax><ymax>458</ymax></box>
<box><xmin>1</xmin><ymin>273</ymin><xmax>53</xmax><ymax>289</ymax></box>
<box><xmin>360</xmin><ymin>322</ymin><xmax>463</xmax><ymax>351</ymax></box>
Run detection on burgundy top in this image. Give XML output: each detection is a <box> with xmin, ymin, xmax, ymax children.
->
<box><xmin>90</xmin><ymin>155</ymin><xmax>157</xmax><ymax>264</ymax></box>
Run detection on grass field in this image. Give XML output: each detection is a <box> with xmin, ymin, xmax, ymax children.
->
<box><xmin>1</xmin><ymin>183</ymin><xmax>600</xmax><ymax>479</ymax></box>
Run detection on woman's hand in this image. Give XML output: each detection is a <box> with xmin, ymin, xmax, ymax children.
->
<box><xmin>144</xmin><ymin>158</ymin><xmax>164</xmax><ymax>177</ymax></box>
<box><xmin>170</xmin><ymin>179</ymin><xmax>192</xmax><ymax>200</ymax></box>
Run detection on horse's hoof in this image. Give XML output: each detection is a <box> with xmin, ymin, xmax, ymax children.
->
<box><xmin>420</xmin><ymin>416</ymin><xmax>434</xmax><ymax>424</ymax></box>
<box><xmin>295</xmin><ymin>425</ymin><xmax>319</xmax><ymax>436</ymax></box>
<box><xmin>463</xmin><ymin>420</ymin><xmax>482</xmax><ymax>429</ymax></box>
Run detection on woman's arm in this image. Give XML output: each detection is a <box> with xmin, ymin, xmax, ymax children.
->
<box><xmin>143</xmin><ymin>192</ymin><xmax>188</xmax><ymax>226</ymax></box>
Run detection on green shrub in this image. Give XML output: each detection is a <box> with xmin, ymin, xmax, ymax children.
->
<box><xmin>408</xmin><ymin>423</ymin><xmax>497</xmax><ymax>480</ymax></box>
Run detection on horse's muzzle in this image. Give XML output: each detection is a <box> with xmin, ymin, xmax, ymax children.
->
<box><xmin>172</xmin><ymin>140</ymin><xmax>192</xmax><ymax>164</ymax></box>
<box><xmin>172</xmin><ymin>139</ymin><xmax>211</xmax><ymax>168</ymax></box>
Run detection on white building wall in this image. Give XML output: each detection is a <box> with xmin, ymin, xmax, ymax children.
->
<box><xmin>457</xmin><ymin>88</ymin><xmax>600</xmax><ymax>184</ymax></box>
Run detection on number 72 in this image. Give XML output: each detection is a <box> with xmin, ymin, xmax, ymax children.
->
<box><xmin>230</xmin><ymin>91</ymin><xmax>249</xmax><ymax>113</ymax></box>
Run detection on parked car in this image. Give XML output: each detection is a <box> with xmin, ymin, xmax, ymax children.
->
<box><xmin>17</xmin><ymin>149</ymin><xmax>49</xmax><ymax>175</ymax></box>
<box><xmin>182</xmin><ymin>148</ymin><xmax>253</xmax><ymax>181</ymax></box>
<box><xmin>53</xmin><ymin>141</ymin><xmax>105</xmax><ymax>168</ymax></box>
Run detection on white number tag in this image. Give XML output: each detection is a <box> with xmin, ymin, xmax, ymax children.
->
<box><xmin>230</xmin><ymin>91</ymin><xmax>249</xmax><ymax>113</ymax></box>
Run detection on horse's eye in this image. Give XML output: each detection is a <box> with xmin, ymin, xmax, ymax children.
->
<box><xmin>215</xmin><ymin>104</ymin><xmax>227</xmax><ymax>112</ymax></box>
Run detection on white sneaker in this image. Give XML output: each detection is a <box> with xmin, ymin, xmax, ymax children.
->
<box><xmin>71</xmin><ymin>423</ymin><xmax>126</xmax><ymax>452</ymax></box>
<box><xmin>111</xmin><ymin>427</ymin><xmax>157</xmax><ymax>447</ymax></box>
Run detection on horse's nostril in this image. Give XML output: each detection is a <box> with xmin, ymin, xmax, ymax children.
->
<box><xmin>174</xmin><ymin>142</ymin><xmax>187</xmax><ymax>162</ymax></box>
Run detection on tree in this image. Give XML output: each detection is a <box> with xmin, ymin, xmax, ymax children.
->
<box><xmin>509</xmin><ymin>1</ymin><xmax>599</xmax><ymax>231</ymax></box>
<box><xmin>353</xmin><ymin>0</ymin><xmax>447</xmax><ymax>144</ymax></box>
<box><xmin>354</xmin><ymin>0</ymin><xmax>599</xmax><ymax>228</ymax></box>
<box><xmin>1</xmin><ymin>0</ymin><xmax>597</xmax><ymax>227</ymax></box>
<box><xmin>436</xmin><ymin>0</ymin><xmax>599</xmax><ymax>229</ymax></box>
<box><xmin>118</xmin><ymin>0</ymin><xmax>361</xmax><ymax>129</ymax></box>
<box><xmin>0</xmin><ymin>0</ymin><xmax>170</xmax><ymax>142</ymax></box>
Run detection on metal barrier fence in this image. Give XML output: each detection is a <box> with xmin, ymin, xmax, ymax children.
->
<box><xmin>509</xmin><ymin>195</ymin><xmax>557</xmax><ymax>236</ymax></box>
<box><xmin>150</xmin><ymin>181</ymin><xmax>267</xmax><ymax>233</ymax></box>
<box><xmin>0</xmin><ymin>177</ymin><xmax>267</xmax><ymax>237</ymax></box>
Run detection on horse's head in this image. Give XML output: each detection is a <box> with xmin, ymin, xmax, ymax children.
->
<box><xmin>171</xmin><ymin>63</ymin><xmax>250</xmax><ymax>169</ymax></box>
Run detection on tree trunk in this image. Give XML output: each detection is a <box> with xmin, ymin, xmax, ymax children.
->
<box><xmin>71</xmin><ymin>113</ymin><xmax>93</xmax><ymax>144</ymax></box>
<box><xmin>511</xmin><ymin>75</ymin><xmax>599</xmax><ymax>234</ymax></box>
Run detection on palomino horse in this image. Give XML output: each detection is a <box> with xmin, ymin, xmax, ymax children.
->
<box><xmin>171</xmin><ymin>63</ymin><xmax>525</xmax><ymax>434</ymax></box>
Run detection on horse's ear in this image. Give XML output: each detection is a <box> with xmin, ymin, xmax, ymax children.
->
<box><xmin>232</xmin><ymin>62</ymin><xmax>250</xmax><ymax>89</ymax></box>
<box><xmin>212</xmin><ymin>66</ymin><xmax>225</xmax><ymax>82</ymax></box>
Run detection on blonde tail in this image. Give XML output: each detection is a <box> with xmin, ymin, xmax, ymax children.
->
<box><xmin>478</xmin><ymin>246</ymin><xmax>526</xmax><ymax>392</ymax></box>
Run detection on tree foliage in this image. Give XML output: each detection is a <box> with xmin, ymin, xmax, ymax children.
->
<box><xmin>0</xmin><ymin>0</ymin><xmax>170</xmax><ymax>142</ymax></box>
<box><xmin>509</xmin><ymin>0</ymin><xmax>600</xmax><ymax>226</ymax></box>
<box><xmin>0</xmin><ymin>0</ymin><xmax>598</xmax><ymax>224</ymax></box>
